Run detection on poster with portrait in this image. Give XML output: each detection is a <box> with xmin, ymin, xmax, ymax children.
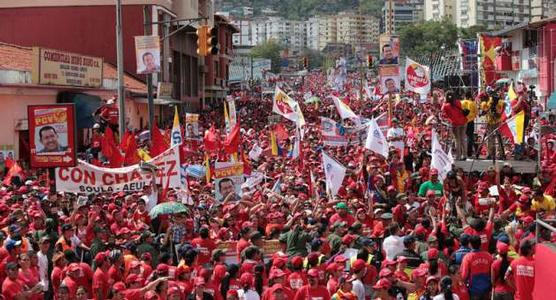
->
<box><xmin>405</xmin><ymin>57</ymin><xmax>431</xmax><ymax>95</ymax></box>
<box><xmin>185</xmin><ymin>113</ymin><xmax>201</xmax><ymax>141</ymax></box>
<box><xmin>320</xmin><ymin>117</ymin><xmax>348</xmax><ymax>146</ymax></box>
<box><xmin>214</xmin><ymin>162</ymin><xmax>244</xmax><ymax>202</ymax></box>
<box><xmin>28</xmin><ymin>104</ymin><xmax>76</xmax><ymax>168</ymax></box>
<box><xmin>379</xmin><ymin>35</ymin><xmax>400</xmax><ymax>65</ymax></box>
<box><xmin>0</xmin><ymin>145</ymin><xmax>15</xmax><ymax>162</ymax></box>
<box><xmin>135</xmin><ymin>35</ymin><xmax>161</xmax><ymax>74</ymax></box>
<box><xmin>379</xmin><ymin>65</ymin><xmax>400</xmax><ymax>94</ymax></box>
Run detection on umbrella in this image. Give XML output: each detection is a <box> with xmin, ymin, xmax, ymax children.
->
<box><xmin>149</xmin><ymin>201</ymin><xmax>189</xmax><ymax>218</ymax></box>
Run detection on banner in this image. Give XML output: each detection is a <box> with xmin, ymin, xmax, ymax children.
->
<box><xmin>320</xmin><ymin>117</ymin><xmax>348</xmax><ymax>146</ymax></box>
<box><xmin>185</xmin><ymin>113</ymin><xmax>201</xmax><ymax>140</ymax></box>
<box><xmin>405</xmin><ymin>57</ymin><xmax>431</xmax><ymax>95</ymax></box>
<box><xmin>0</xmin><ymin>145</ymin><xmax>15</xmax><ymax>162</ymax></box>
<box><xmin>379</xmin><ymin>65</ymin><xmax>400</xmax><ymax>94</ymax></box>
<box><xmin>135</xmin><ymin>35</ymin><xmax>161</xmax><ymax>74</ymax></box>
<box><xmin>331</xmin><ymin>96</ymin><xmax>359</xmax><ymax>120</ymax></box>
<box><xmin>379</xmin><ymin>35</ymin><xmax>400</xmax><ymax>65</ymax></box>
<box><xmin>28</xmin><ymin>104</ymin><xmax>77</xmax><ymax>168</ymax></box>
<box><xmin>248</xmin><ymin>144</ymin><xmax>263</xmax><ymax>161</ymax></box>
<box><xmin>479</xmin><ymin>34</ymin><xmax>502</xmax><ymax>88</ymax></box>
<box><xmin>431</xmin><ymin>130</ymin><xmax>453</xmax><ymax>181</ymax></box>
<box><xmin>55</xmin><ymin>146</ymin><xmax>181</xmax><ymax>194</ymax></box>
<box><xmin>214</xmin><ymin>162</ymin><xmax>245</xmax><ymax>202</ymax></box>
<box><xmin>273</xmin><ymin>87</ymin><xmax>306</xmax><ymax>126</ymax></box>
<box><xmin>227</xmin><ymin>98</ymin><xmax>237</xmax><ymax>129</ymax></box>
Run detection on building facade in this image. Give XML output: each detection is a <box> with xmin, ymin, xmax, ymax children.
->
<box><xmin>455</xmin><ymin>0</ymin><xmax>531</xmax><ymax>29</ymax></box>
<box><xmin>382</xmin><ymin>4</ymin><xmax>419</xmax><ymax>34</ymax></box>
<box><xmin>424</xmin><ymin>0</ymin><xmax>456</xmax><ymax>22</ymax></box>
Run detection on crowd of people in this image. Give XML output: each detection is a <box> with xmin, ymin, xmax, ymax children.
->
<box><xmin>0</xmin><ymin>70</ymin><xmax>554</xmax><ymax>300</ymax></box>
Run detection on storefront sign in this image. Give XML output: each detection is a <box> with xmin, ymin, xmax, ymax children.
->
<box><xmin>32</xmin><ymin>47</ymin><xmax>103</xmax><ymax>88</ymax></box>
<box><xmin>55</xmin><ymin>146</ymin><xmax>180</xmax><ymax>194</ymax></box>
<box><xmin>28</xmin><ymin>104</ymin><xmax>77</xmax><ymax>168</ymax></box>
<box><xmin>157</xmin><ymin>82</ymin><xmax>173</xmax><ymax>99</ymax></box>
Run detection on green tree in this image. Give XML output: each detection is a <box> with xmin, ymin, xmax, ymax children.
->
<box><xmin>459</xmin><ymin>25</ymin><xmax>488</xmax><ymax>39</ymax></box>
<box><xmin>250</xmin><ymin>39</ymin><xmax>283</xmax><ymax>73</ymax></box>
<box><xmin>399</xmin><ymin>19</ymin><xmax>459</xmax><ymax>58</ymax></box>
<box><xmin>301</xmin><ymin>48</ymin><xmax>323</xmax><ymax>69</ymax></box>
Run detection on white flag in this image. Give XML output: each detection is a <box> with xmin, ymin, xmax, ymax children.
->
<box><xmin>331</xmin><ymin>96</ymin><xmax>359</xmax><ymax>120</ymax></box>
<box><xmin>273</xmin><ymin>87</ymin><xmax>306</xmax><ymax>126</ymax></box>
<box><xmin>365</xmin><ymin>118</ymin><xmax>389</xmax><ymax>158</ymax></box>
<box><xmin>289</xmin><ymin>127</ymin><xmax>301</xmax><ymax>159</ymax></box>
<box><xmin>170</xmin><ymin>106</ymin><xmax>182</xmax><ymax>147</ymax></box>
<box><xmin>322</xmin><ymin>151</ymin><xmax>346</xmax><ymax>197</ymax></box>
<box><xmin>431</xmin><ymin>130</ymin><xmax>452</xmax><ymax>180</ymax></box>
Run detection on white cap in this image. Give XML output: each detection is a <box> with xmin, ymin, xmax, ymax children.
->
<box><xmin>93</xmin><ymin>123</ymin><xmax>101</xmax><ymax>129</ymax></box>
<box><xmin>106</xmin><ymin>98</ymin><xmax>115</xmax><ymax>105</ymax></box>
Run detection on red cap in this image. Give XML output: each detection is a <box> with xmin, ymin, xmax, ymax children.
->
<box><xmin>291</xmin><ymin>256</ymin><xmax>303</xmax><ymax>267</ymax></box>
<box><xmin>426</xmin><ymin>276</ymin><xmax>439</xmax><ymax>284</ymax></box>
<box><xmin>496</xmin><ymin>241</ymin><xmax>509</xmax><ymax>254</ymax></box>
<box><xmin>426</xmin><ymin>190</ymin><xmax>436</xmax><ymax>197</ymax></box>
<box><xmin>396</xmin><ymin>256</ymin><xmax>408</xmax><ymax>263</ymax></box>
<box><xmin>411</xmin><ymin>268</ymin><xmax>427</xmax><ymax>280</ymax></box>
<box><xmin>373</xmin><ymin>278</ymin><xmax>392</xmax><ymax>289</ymax></box>
<box><xmin>113</xmin><ymin>282</ymin><xmax>126</xmax><ymax>293</ymax></box>
<box><xmin>168</xmin><ymin>286</ymin><xmax>181</xmax><ymax>296</ymax></box>
<box><xmin>67</xmin><ymin>263</ymin><xmax>81</xmax><ymax>273</ymax></box>
<box><xmin>430</xmin><ymin>168</ymin><xmax>439</xmax><ymax>175</ymax></box>
<box><xmin>194</xmin><ymin>277</ymin><xmax>206</xmax><ymax>287</ymax></box>
<box><xmin>156</xmin><ymin>263</ymin><xmax>170</xmax><ymax>274</ymax></box>
<box><xmin>383</xmin><ymin>259</ymin><xmax>397</xmax><ymax>267</ymax></box>
<box><xmin>351</xmin><ymin>259</ymin><xmax>366</xmax><ymax>272</ymax></box>
<box><xmin>414</xmin><ymin>224</ymin><xmax>427</xmax><ymax>236</ymax></box>
<box><xmin>269</xmin><ymin>268</ymin><xmax>286</xmax><ymax>279</ymax></box>
<box><xmin>519</xmin><ymin>195</ymin><xmax>529</xmax><ymax>203</ymax></box>
<box><xmin>427</xmin><ymin>248</ymin><xmax>439</xmax><ymax>260</ymax></box>
<box><xmin>342</xmin><ymin>234</ymin><xmax>356</xmax><ymax>245</ymax></box>
<box><xmin>387</xmin><ymin>185</ymin><xmax>396</xmax><ymax>192</ymax></box>
<box><xmin>334</xmin><ymin>255</ymin><xmax>348</xmax><ymax>264</ymax></box>
<box><xmin>240</xmin><ymin>272</ymin><xmax>254</xmax><ymax>286</ymax></box>
<box><xmin>176</xmin><ymin>265</ymin><xmax>191</xmax><ymax>276</ymax></box>
<box><xmin>144</xmin><ymin>291</ymin><xmax>159</xmax><ymax>300</ymax></box>
<box><xmin>227</xmin><ymin>290</ymin><xmax>239</xmax><ymax>297</ymax></box>
<box><xmin>379</xmin><ymin>268</ymin><xmax>393</xmax><ymax>278</ymax></box>
<box><xmin>307</xmin><ymin>268</ymin><xmax>320</xmax><ymax>278</ymax></box>
<box><xmin>94</xmin><ymin>251</ymin><xmax>107</xmax><ymax>265</ymax></box>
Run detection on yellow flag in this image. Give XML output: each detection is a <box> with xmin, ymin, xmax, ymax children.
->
<box><xmin>271</xmin><ymin>132</ymin><xmax>278</xmax><ymax>156</ymax></box>
<box><xmin>515</xmin><ymin>110</ymin><xmax>525</xmax><ymax>144</ymax></box>
<box><xmin>204</xmin><ymin>153</ymin><xmax>211</xmax><ymax>182</ymax></box>
<box><xmin>223</xmin><ymin>101</ymin><xmax>230</xmax><ymax>132</ymax></box>
<box><xmin>137</xmin><ymin>148</ymin><xmax>152</xmax><ymax>161</ymax></box>
<box><xmin>508</xmin><ymin>82</ymin><xmax>518</xmax><ymax>101</ymax></box>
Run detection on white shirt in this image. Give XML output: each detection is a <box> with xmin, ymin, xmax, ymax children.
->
<box><xmin>237</xmin><ymin>289</ymin><xmax>260</xmax><ymax>300</ymax></box>
<box><xmin>382</xmin><ymin>235</ymin><xmax>404</xmax><ymax>260</ymax></box>
<box><xmin>37</xmin><ymin>250</ymin><xmax>49</xmax><ymax>291</ymax></box>
<box><xmin>433</xmin><ymin>294</ymin><xmax>460</xmax><ymax>300</ymax></box>
<box><xmin>387</xmin><ymin>127</ymin><xmax>405</xmax><ymax>154</ymax></box>
<box><xmin>351</xmin><ymin>278</ymin><xmax>366</xmax><ymax>300</ymax></box>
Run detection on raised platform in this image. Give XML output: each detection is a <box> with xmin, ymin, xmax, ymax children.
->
<box><xmin>453</xmin><ymin>159</ymin><xmax>537</xmax><ymax>173</ymax></box>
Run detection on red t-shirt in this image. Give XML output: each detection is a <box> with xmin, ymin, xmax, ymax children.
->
<box><xmin>236</xmin><ymin>238</ymin><xmax>251</xmax><ymax>260</ymax></box>
<box><xmin>329</xmin><ymin>213</ymin><xmax>356</xmax><ymax>227</ymax></box>
<box><xmin>62</xmin><ymin>276</ymin><xmax>79</xmax><ymax>298</ymax></box>
<box><xmin>51</xmin><ymin>266</ymin><xmax>64</xmax><ymax>295</ymax></box>
<box><xmin>288</xmin><ymin>271</ymin><xmax>307</xmax><ymax>290</ymax></box>
<box><xmin>293</xmin><ymin>285</ymin><xmax>331</xmax><ymax>300</ymax></box>
<box><xmin>191</xmin><ymin>237</ymin><xmax>217</xmax><ymax>265</ymax></box>
<box><xmin>99</xmin><ymin>104</ymin><xmax>119</xmax><ymax>125</ymax></box>
<box><xmin>510</xmin><ymin>257</ymin><xmax>535</xmax><ymax>300</ymax></box>
<box><xmin>463</xmin><ymin>221</ymin><xmax>493</xmax><ymax>252</ymax></box>
<box><xmin>2</xmin><ymin>277</ymin><xmax>24</xmax><ymax>300</ymax></box>
<box><xmin>441</xmin><ymin>101</ymin><xmax>467</xmax><ymax>126</ymax></box>
<box><xmin>491</xmin><ymin>258</ymin><xmax>514</xmax><ymax>293</ymax></box>
<box><xmin>92</xmin><ymin>268</ymin><xmax>110</xmax><ymax>300</ymax></box>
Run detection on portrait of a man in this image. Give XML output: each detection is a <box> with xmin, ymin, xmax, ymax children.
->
<box><xmin>38</xmin><ymin>126</ymin><xmax>67</xmax><ymax>153</ymax></box>
<box><xmin>138</xmin><ymin>52</ymin><xmax>160</xmax><ymax>74</ymax></box>
<box><xmin>380</xmin><ymin>44</ymin><xmax>398</xmax><ymax>65</ymax></box>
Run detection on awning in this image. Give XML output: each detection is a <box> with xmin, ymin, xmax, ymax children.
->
<box><xmin>133</xmin><ymin>98</ymin><xmax>182</xmax><ymax>105</ymax></box>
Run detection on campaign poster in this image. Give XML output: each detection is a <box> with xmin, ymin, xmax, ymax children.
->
<box><xmin>0</xmin><ymin>145</ymin><xmax>15</xmax><ymax>162</ymax></box>
<box><xmin>405</xmin><ymin>57</ymin><xmax>431</xmax><ymax>95</ymax></box>
<box><xmin>28</xmin><ymin>104</ymin><xmax>76</xmax><ymax>168</ymax></box>
<box><xmin>185</xmin><ymin>113</ymin><xmax>201</xmax><ymax>140</ymax></box>
<box><xmin>320</xmin><ymin>117</ymin><xmax>348</xmax><ymax>146</ymax></box>
<box><xmin>214</xmin><ymin>162</ymin><xmax>244</xmax><ymax>202</ymax></box>
<box><xmin>227</xmin><ymin>99</ymin><xmax>237</xmax><ymax>129</ymax></box>
<box><xmin>135</xmin><ymin>35</ymin><xmax>161</xmax><ymax>74</ymax></box>
<box><xmin>379</xmin><ymin>65</ymin><xmax>400</xmax><ymax>94</ymax></box>
<box><xmin>56</xmin><ymin>147</ymin><xmax>180</xmax><ymax>194</ymax></box>
<box><xmin>379</xmin><ymin>35</ymin><xmax>400</xmax><ymax>65</ymax></box>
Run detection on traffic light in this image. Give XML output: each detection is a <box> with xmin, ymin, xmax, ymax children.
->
<box><xmin>303</xmin><ymin>57</ymin><xmax>309</xmax><ymax>69</ymax></box>
<box><xmin>208</xmin><ymin>27</ymin><xmax>219</xmax><ymax>55</ymax></box>
<box><xmin>196</xmin><ymin>25</ymin><xmax>208</xmax><ymax>56</ymax></box>
<box><xmin>367</xmin><ymin>55</ymin><xmax>373</xmax><ymax>68</ymax></box>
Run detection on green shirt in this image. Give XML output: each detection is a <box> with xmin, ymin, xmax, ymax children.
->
<box><xmin>283</xmin><ymin>227</ymin><xmax>312</xmax><ymax>257</ymax></box>
<box><xmin>418</xmin><ymin>180</ymin><xmax>443</xmax><ymax>197</ymax></box>
<box><xmin>328</xmin><ymin>233</ymin><xmax>342</xmax><ymax>255</ymax></box>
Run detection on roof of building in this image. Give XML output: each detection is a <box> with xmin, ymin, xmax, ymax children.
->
<box><xmin>485</xmin><ymin>16</ymin><xmax>556</xmax><ymax>37</ymax></box>
<box><xmin>215</xmin><ymin>14</ymin><xmax>240</xmax><ymax>33</ymax></box>
<box><xmin>0</xmin><ymin>42</ymin><xmax>146</xmax><ymax>93</ymax></box>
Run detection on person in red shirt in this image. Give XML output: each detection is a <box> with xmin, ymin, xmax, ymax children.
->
<box><xmin>441</xmin><ymin>90</ymin><xmax>468</xmax><ymax>160</ymax></box>
<box><xmin>293</xmin><ymin>268</ymin><xmax>330</xmax><ymax>300</ymax></box>
<box><xmin>458</xmin><ymin>205</ymin><xmax>494</xmax><ymax>252</ymax></box>
<box><xmin>61</xmin><ymin>263</ymin><xmax>82</xmax><ymax>298</ymax></box>
<box><xmin>506</xmin><ymin>239</ymin><xmax>535</xmax><ymax>300</ymax></box>
<box><xmin>95</xmin><ymin>97</ymin><xmax>119</xmax><ymax>127</ymax></box>
<box><xmin>2</xmin><ymin>262</ymin><xmax>42</xmax><ymax>300</ymax></box>
<box><xmin>236</xmin><ymin>222</ymin><xmax>253</xmax><ymax>261</ymax></box>
<box><xmin>92</xmin><ymin>251</ymin><xmax>111</xmax><ymax>300</ymax></box>
<box><xmin>191</xmin><ymin>227</ymin><xmax>217</xmax><ymax>266</ymax></box>
<box><xmin>491</xmin><ymin>241</ymin><xmax>514</xmax><ymax>299</ymax></box>
<box><xmin>329</xmin><ymin>202</ymin><xmax>356</xmax><ymax>227</ymax></box>
<box><xmin>460</xmin><ymin>235</ymin><xmax>493</xmax><ymax>299</ymax></box>
<box><xmin>287</xmin><ymin>256</ymin><xmax>307</xmax><ymax>290</ymax></box>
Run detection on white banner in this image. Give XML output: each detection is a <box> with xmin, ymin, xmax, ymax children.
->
<box><xmin>55</xmin><ymin>147</ymin><xmax>181</xmax><ymax>194</ymax></box>
<box><xmin>320</xmin><ymin>117</ymin><xmax>348</xmax><ymax>146</ymax></box>
<box><xmin>365</xmin><ymin>118</ymin><xmax>389</xmax><ymax>158</ymax></box>
<box><xmin>405</xmin><ymin>57</ymin><xmax>431</xmax><ymax>95</ymax></box>
<box><xmin>431</xmin><ymin>130</ymin><xmax>453</xmax><ymax>181</ymax></box>
<box><xmin>322</xmin><ymin>151</ymin><xmax>346</xmax><ymax>197</ymax></box>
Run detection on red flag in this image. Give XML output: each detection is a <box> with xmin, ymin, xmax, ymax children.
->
<box><xmin>203</xmin><ymin>125</ymin><xmax>220</xmax><ymax>152</ymax></box>
<box><xmin>101</xmin><ymin>127</ymin><xmax>116</xmax><ymax>159</ymax></box>
<box><xmin>274</xmin><ymin>123</ymin><xmax>289</xmax><ymax>141</ymax></box>
<box><xmin>151</xmin><ymin>122</ymin><xmax>169</xmax><ymax>157</ymax></box>
<box><xmin>223</xmin><ymin>123</ymin><xmax>241</xmax><ymax>155</ymax></box>
<box><xmin>4</xmin><ymin>158</ymin><xmax>14</xmax><ymax>170</ymax></box>
<box><xmin>124</xmin><ymin>134</ymin><xmax>140</xmax><ymax>166</ymax></box>
<box><xmin>3</xmin><ymin>162</ymin><xmax>23</xmax><ymax>185</ymax></box>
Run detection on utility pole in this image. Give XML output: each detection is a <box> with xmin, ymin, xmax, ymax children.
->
<box><xmin>116</xmin><ymin>0</ymin><xmax>126</xmax><ymax>139</ymax></box>
<box><xmin>387</xmin><ymin>0</ymin><xmax>394</xmax><ymax>35</ymax></box>
<box><xmin>144</xmin><ymin>6</ymin><xmax>155</xmax><ymax>133</ymax></box>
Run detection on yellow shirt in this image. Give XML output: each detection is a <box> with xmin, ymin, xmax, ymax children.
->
<box><xmin>532</xmin><ymin>195</ymin><xmax>556</xmax><ymax>212</ymax></box>
<box><xmin>480</xmin><ymin>98</ymin><xmax>505</xmax><ymax>125</ymax></box>
<box><xmin>461</xmin><ymin>99</ymin><xmax>478</xmax><ymax>122</ymax></box>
